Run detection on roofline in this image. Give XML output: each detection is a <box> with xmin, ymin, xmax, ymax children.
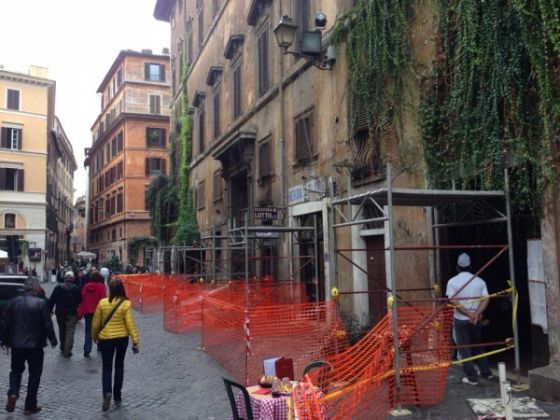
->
<box><xmin>96</xmin><ymin>50</ymin><xmax>170</xmax><ymax>93</ymax></box>
<box><xmin>0</xmin><ymin>69</ymin><xmax>55</xmax><ymax>87</ymax></box>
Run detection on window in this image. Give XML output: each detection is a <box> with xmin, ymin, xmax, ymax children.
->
<box><xmin>117</xmin><ymin>161</ymin><xmax>123</xmax><ymax>179</ymax></box>
<box><xmin>145</xmin><ymin>158</ymin><xmax>166</xmax><ymax>176</ymax></box>
<box><xmin>0</xmin><ymin>127</ymin><xmax>22</xmax><ymax>150</ymax></box>
<box><xmin>233</xmin><ymin>61</ymin><xmax>242</xmax><ymax>118</ymax></box>
<box><xmin>144</xmin><ymin>63</ymin><xmax>165</xmax><ymax>82</ymax></box>
<box><xmin>257</xmin><ymin>26</ymin><xmax>270</xmax><ymax>96</ymax></box>
<box><xmin>213</xmin><ymin>171</ymin><xmax>222</xmax><ymax>201</ymax></box>
<box><xmin>197</xmin><ymin>181</ymin><xmax>206</xmax><ymax>210</ymax></box>
<box><xmin>116</xmin><ymin>68</ymin><xmax>123</xmax><ymax>88</ymax></box>
<box><xmin>294</xmin><ymin>108</ymin><xmax>314</xmax><ymax>163</ymax></box>
<box><xmin>294</xmin><ymin>0</ymin><xmax>310</xmax><ymax>52</ymax></box>
<box><xmin>112</xmin><ymin>229</ymin><xmax>117</xmax><ymax>241</ymax></box>
<box><xmin>110</xmin><ymin>196</ymin><xmax>116</xmax><ymax>215</ymax></box>
<box><xmin>198</xmin><ymin>2</ymin><xmax>204</xmax><ymax>48</ymax></box>
<box><xmin>106</xmin><ymin>143</ymin><xmax>110</xmax><ymax>162</ymax></box>
<box><xmin>149</xmin><ymin>94</ymin><xmax>161</xmax><ymax>114</ymax></box>
<box><xmin>111</xmin><ymin>137</ymin><xmax>117</xmax><ymax>156</ymax></box>
<box><xmin>198</xmin><ymin>107</ymin><xmax>205</xmax><ymax>153</ymax></box>
<box><xmin>259</xmin><ymin>141</ymin><xmax>272</xmax><ymax>178</ymax></box>
<box><xmin>213</xmin><ymin>89</ymin><xmax>220</xmax><ymax>139</ymax></box>
<box><xmin>4</xmin><ymin>213</ymin><xmax>15</xmax><ymax>229</ymax></box>
<box><xmin>117</xmin><ymin>191</ymin><xmax>123</xmax><ymax>213</ymax></box>
<box><xmin>0</xmin><ymin>168</ymin><xmax>24</xmax><ymax>191</ymax></box>
<box><xmin>117</xmin><ymin>131</ymin><xmax>124</xmax><ymax>152</ymax></box>
<box><xmin>7</xmin><ymin>89</ymin><xmax>20</xmax><ymax>110</ymax></box>
<box><xmin>145</xmin><ymin>186</ymin><xmax>151</xmax><ymax>211</ymax></box>
<box><xmin>146</xmin><ymin>127</ymin><xmax>166</xmax><ymax>148</ymax></box>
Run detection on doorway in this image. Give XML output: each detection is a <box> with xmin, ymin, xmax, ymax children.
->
<box><xmin>365</xmin><ymin>236</ymin><xmax>387</xmax><ymax>326</ymax></box>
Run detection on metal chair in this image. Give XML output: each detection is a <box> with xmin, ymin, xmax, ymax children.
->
<box><xmin>303</xmin><ymin>360</ymin><xmax>334</xmax><ymax>394</ymax></box>
<box><xmin>303</xmin><ymin>360</ymin><xmax>333</xmax><ymax>376</ymax></box>
<box><xmin>223</xmin><ymin>377</ymin><xmax>254</xmax><ymax>420</ymax></box>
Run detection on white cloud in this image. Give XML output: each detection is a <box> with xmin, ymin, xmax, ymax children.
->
<box><xmin>0</xmin><ymin>0</ymin><xmax>169</xmax><ymax>201</ymax></box>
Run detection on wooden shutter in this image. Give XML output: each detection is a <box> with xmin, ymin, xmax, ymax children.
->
<box><xmin>161</xmin><ymin>159</ymin><xmax>167</xmax><ymax>175</ymax></box>
<box><xmin>117</xmin><ymin>132</ymin><xmax>123</xmax><ymax>152</ymax></box>
<box><xmin>145</xmin><ymin>158</ymin><xmax>151</xmax><ymax>176</ymax></box>
<box><xmin>0</xmin><ymin>128</ymin><xmax>8</xmax><ymax>148</ymax></box>
<box><xmin>17</xmin><ymin>169</ymin><xmax>24</xmax><ymax>191</ymax></box>
<box><xmin>199</xmin><ymin>109</ymin><xmax>205</xmax><ymax>153</ymax></box>
<box><xmin>258</xmin><ymin>29</ymin><xmax>269</xmax><ymax>95</ymax></box>
<box><xmin>213</xmin><ymin>91</ymin><xmax>220</xmax><ymax>139</ymax></box>
<box><xmin>7</xmin><ymin>90</ymin><xmax>19</xmax><ymax>110</ymax></box>
<box><xmin>0</xmin><ymin>168</ymin><xmax>5</xmax><ymax>189</ymax></box>
<box><xmin>233</xmin><ymin>65</ymin><xmax>241</xmax><ymax>118</ymax></box>
<box><xmin>354</xmin><ymin>94</ymin><xmax>369</xmax><ymax>132</ymax></box>
<box><xmin>144</xmin><ymin>63</ymin><xmax>150</xmax><ymax>80</ymax></box>
<box><xmin>159</xmin><ymin>64</ymin><xmax>165</xmax><ymax>82</ymax></box>
<box><xmin>295</xmin><ymin>111</ymin><xmax>313</xmax><ymax>162</ymax></box>
<box><xmin>259</xmin><ymin>142</ymin><xmax>271</xmax><ymax>177</ymax></box>
<box><xmin>18</xmin><ymin>129</ymin><xmax>22</xmax><ymax>150</ymax></box>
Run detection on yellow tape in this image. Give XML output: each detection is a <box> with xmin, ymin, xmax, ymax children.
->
<box><xmin>452</xmin><ymin>345</ymin><xmax>515</xmax><ymax>365</ymax></box>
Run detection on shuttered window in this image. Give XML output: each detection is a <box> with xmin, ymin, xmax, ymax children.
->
<box><xmin>257</xmin><ymin>27</ymin><xmax>269</xmax><ymax>96</ymax></box>
<box><xmin>0</xmin><ymin>168</ymin><xmax>24</xmax><ymax>191</ymax></box>
<box><xmin>199</xmin><ymin>107</ymin><xmax>206</xmax><ymax>153</ymax></box>
<box><xmin>213</xmin><ymin>171</ymin><xmax>222</xmax><ymax>201</ymax></box>
<box><xmin>111</xmin><ymin>137</ymin><xmax>117</xmax><ymax>156</ymax></box>
<box><xmin>197</xmin><ymin>181</ymin><xmax>206</xmax><ymax>210</ymax></box>
<box><xmin>144</xmin><ymin>63</ymin><xmax>165</xmax><ymax>82</ymax></box>
<box><xmin>117</xmin><ymin>161</ymin><xmax>123</xmax><ymax>179</ymax></box>
<box><xmin>233</xmin><ymin>62</ymin><xmax>242</xmax><ymax>118</ymax></box>
<box><xmin>259</xmin><ymin>141</ymin><xmax>271</xmax><ymax>177</ymax></box>
<box><xmin>213</xmin><ymin>89</ymin><xmax>220</xmax><ymax>139</ymax></box>
<box><xmin>295</xmin><ymin>0</ymin><xmax>310</xmax><ymax>53</ymax></box>
<box><xmin>117</xmin><ymin>131</ymin><xmax>124</xmax><ymax>152</ymax></box>
<box><xmin>149</xmin><ymin>94</ymin><xmax>161</xmax><ymax>114</ymax></box>
<box><xmin>0</xmin><ymin>127</ymin><xmax>22</xmax><ymax>150</ymax></box>
<box><xmin>353</xmin><ymin>94</ymin><xmax>369</xmax><ymax>132</ymax></box>
<box><xmin>7</xmin><ymin>89</ymin><xmax>20</xmax><ymax>110</ymax></box>
<box><xmin>145</xmin><ymin>158</ymin><xmax>166</xmax><ymax>176</ymax></box>
<box><xmin>294</xmin><ymin>109</ymin><xmax>314</xmax><ymax>163</ymax></box>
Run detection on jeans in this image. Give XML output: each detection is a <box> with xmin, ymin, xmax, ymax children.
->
<box><xmin>8</xmin><ymin>348</ymin><xmax>44</xmax><ymax>410</ymax></box>
<box><xmin>454</xmin><ymin>318</ymin><xmax>492</xmax><ymax>381</ymax></box>
<box><xmin>83</xmin><ymin>314</ymin><xmax>93</xmax><ymax>354</ymax></box>
<box><xmin>56</xmin><ymin>314</ymin><xmax>78</xmax><ymax>356</ymax></box>
<box><xmin>99</xmin><ymin>337</ymin><xmax>129</xmax><ymax>400</ymax></box>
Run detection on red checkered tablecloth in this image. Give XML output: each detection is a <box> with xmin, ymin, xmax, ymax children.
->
<box><xmin>234</xmin><ymin>387</ymin><xmax>292</xmax><ymax>420</ymax></box>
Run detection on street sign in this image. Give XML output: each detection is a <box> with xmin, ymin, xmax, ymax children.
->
<box><xmin>254</xmin><ymin>207</ymin><xmax>278</xmax><ymax>220</ymax></box>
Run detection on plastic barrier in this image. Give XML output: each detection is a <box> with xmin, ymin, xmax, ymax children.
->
<box><xmin>163</xmin><ymin>279</ymin><xmax>220</xmax><ymax>333</ymax></box>
<box><xmin>293</xmin><ymin>305</ymin><xmax>453</xmax><ymax>419</ymax></box>
<box><xmin>202</xmin><ymin>282</ymin><xmax>349</xmax><ymax>385</ymax></box>
<box><xmin>117</xmin><ymin>274</ymin><xmax>167</xmax><ymax>313</ymax></box>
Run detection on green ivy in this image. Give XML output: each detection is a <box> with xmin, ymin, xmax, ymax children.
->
<box><xmin>420</xmin><ymin>0</ymin><xmax>560</xmax><ymax>224</ymax></box>
<box><xmin>127</xmin><ymin>236</ymin><xmax>158</xmax><ymax>265</ymax></box>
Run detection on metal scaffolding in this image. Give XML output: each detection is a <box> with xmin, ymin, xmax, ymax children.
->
<box><xmin>330</xmin><ymin>164</ymin><xmax>519</xmax><ymax>404</ymax></box>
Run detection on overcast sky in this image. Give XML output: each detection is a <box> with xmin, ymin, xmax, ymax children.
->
<box><xmin>0</xmin><ymin>0</ymin><xmax>169</xmax><ymax>200</ymax></box>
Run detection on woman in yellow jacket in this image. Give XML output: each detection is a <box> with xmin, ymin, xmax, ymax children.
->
<box><xmin>92</xmin><ymin>279</ymin><xmax>139</xmax><ymax>411</ymax></box>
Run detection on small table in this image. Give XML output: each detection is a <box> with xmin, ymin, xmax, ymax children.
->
<box><xmin>235</xmin><ymin>385</ymin><xmax>295</xmax><ymax>420</ymax></box>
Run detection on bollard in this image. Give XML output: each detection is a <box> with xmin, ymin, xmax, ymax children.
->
<box><xmin>498</xmin><ymin>362</ymin><xmax>513</xmax><ymax>420</ymax></box>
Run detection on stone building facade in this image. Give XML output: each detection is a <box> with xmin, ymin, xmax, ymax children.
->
<box><xmin>85</xmin><ymin>50</ymin><xmax>171</xmax><ymax>265</ymax></box>
<box><xmin>46</xmin><ymin>116</ymin><xmax>77</xmax><ymax>270</ymax></box>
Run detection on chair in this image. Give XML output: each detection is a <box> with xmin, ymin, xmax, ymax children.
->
<box><xmin>223</xmin><ymin>377</ymin><xmax>254</xmax><ymax>420</ymax></box>
<box><xmin>302</xmin><ymin>360</ymin><xmax>334</xmax><ymax>394</ymax></box>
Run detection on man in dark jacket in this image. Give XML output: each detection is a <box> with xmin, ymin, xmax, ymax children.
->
<box><xmin>0</xmin><ymin>277</ymin><xmax>57</xmax><ymax>414</ymax></box>
<box><xmin>48</xmin><ymin>271</ymin><xmax>81</xmax><ymax>358</ymax></box>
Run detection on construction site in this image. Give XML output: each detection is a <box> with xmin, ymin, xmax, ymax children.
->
<box><xmin>111</xmin><ymin>164</ymin><xmax>555</xmax><ymax>418</ymax></box>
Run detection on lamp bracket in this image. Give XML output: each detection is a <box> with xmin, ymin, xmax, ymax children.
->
<box><xmin>283</xmin><ymin>50</ymin><xmax>333</xmax><ymax>71</ymax></box>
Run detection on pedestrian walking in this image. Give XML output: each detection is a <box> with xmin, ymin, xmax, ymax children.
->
<box><xmin>92</xmin><ymin>279</ymin><xmax>140</xmax><ymax>411</ymax></box>
<box><xmin>77</xmin><ymin>272</ymin><xmax>106</xmax><ymax>357</ymax></box>
<box><xmin>446</xmin><ymin>252</ymin><xmax>494</xmax><ymax>385</ymax></box>
<box><xmin>48</xmin><ymin>271</ymin><xmax>82</xmax><ymax>358</ymax></box>
<box><xmin>0</xmin><ymin>277</ymin><xmax>58</xmax><ymax>414</ymax></box>
<box><xmin>100</xmin><ymin>266</ymin><xmax>110</xmax><ymax>283</ymax></box>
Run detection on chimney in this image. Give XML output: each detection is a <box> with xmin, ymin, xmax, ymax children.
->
<box><xmin>162</xmin><ymin>47</ymin><xmax>170</xmax><ymax>55</ymax></box>
<box><xmin>29</xmin><ymin>65</ymin><xmax>49</xmax><ymax>78</ymax></box>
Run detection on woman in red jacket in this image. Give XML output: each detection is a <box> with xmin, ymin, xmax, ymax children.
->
<box><xmin>78</xmin><ymin>272</ymin><xmax>106</xmax><ymax>357</ymax></box>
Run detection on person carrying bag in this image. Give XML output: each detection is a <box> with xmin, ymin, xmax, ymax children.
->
<box><xmin>92</xmin><ymin>279</ymin><xmax>140</xmax><ymax>412</ymax></box>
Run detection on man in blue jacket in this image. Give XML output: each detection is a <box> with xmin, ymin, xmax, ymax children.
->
<box><xmin>0</xmin><ymin>277</ymin><xmax>57</xmax><ymax>414</ymax></box>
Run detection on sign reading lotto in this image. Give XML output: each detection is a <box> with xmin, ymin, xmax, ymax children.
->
<box><xmin>254</xmin><ymin>207</ymin><xmax>278</xmax><ymax>220</ymax></box>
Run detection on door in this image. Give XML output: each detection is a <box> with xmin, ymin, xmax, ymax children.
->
<box><xmin>366</xmin><ymin>236</ymin><xmax>387</xmax><ymax>326</ymax></box>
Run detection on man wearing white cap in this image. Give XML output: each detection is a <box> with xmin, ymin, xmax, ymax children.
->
<box><xmin>446</xmin><ymin>252</ymin><xmax>493</xmax><ymax>385</ymax></box>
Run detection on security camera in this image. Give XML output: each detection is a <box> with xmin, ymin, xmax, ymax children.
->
<box><xmin>315</xmin><ymin>12</ymin><xmax>327</xmax><ymax>29</ymax></box>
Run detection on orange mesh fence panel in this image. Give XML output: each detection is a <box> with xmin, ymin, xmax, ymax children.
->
<box><xmin>202</xmin><ymin>282</ymin><xmax>348</xmax><ymax>385</ymax></box>
<box><xmin>163</xmin><ymin>279</ymin><xmax>221</xmax><ymax>333</ymax></box>
<box><xmin>293</xmin><ymin>305</ymin><xmax>453</xmax><ymax>419</ymax></box>
<box><xmin>117</xmin><ymin>274</ymin><xmax>167</xmax><ymax>313</ymax></box>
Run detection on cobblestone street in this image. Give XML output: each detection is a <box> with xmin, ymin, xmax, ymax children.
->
<box><xmin>2</xmin><ymin>282</ymin><xmax>559</xmax><ymax>419</ymax></box>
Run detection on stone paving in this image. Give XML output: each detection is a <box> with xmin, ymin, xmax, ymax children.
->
<box><xmin>1</xmin><ymin>282</ymin><xmax>559</xmax><ymax>419</ymax></box>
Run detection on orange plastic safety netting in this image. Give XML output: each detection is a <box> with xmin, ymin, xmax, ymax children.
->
<box><xmin>163</xmin><ymin>278</ymin><xmax>221</xmax><ymax>333</ymax></box>
<box><xmin>293</xmin><ymin>305</ymin><xmax>453</xmax><ymax>419</ymax></box>
<box><xmin>117</xmin><ymin>274</ymin><xmax>167</xmax><ymax>313</ymax></box>
<box><xmin>201</xmin><ymin>282</ymin><xmax>349</xmax><ymax>385</ymax></box>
